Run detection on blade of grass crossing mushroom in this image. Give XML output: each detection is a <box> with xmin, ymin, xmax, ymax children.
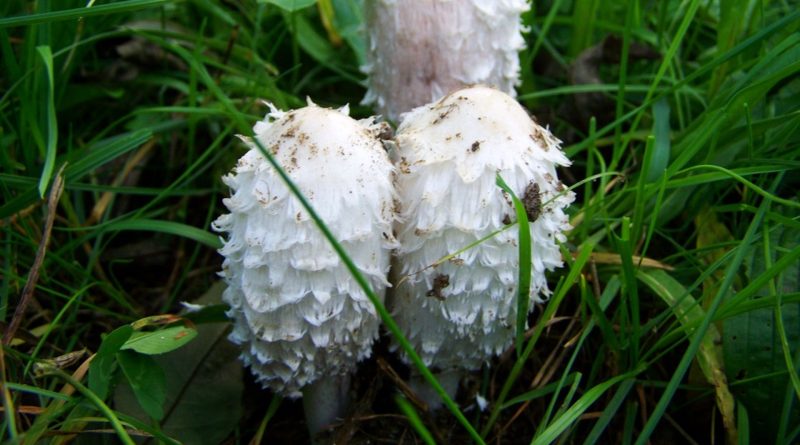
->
<box><xmin>397</xmin><ymin>224</ymin><xmax>514</xmax><ymax>287</ymax></box>
<box><xmin>633</xmin><ymin>176</ymin><xmax>775</xmax><ymax>445</ymax></box>
<box><xmin>495</xmin><ymin>174</ymin><xmax>532</xmax><ymax>358</ymax></box>
<box><xmin>246</xmin><ymin>134</ymin><xmax>485</xmax><ymax>445</ymax></box>
<box><xmin>166</xmin><ymin>38</ymin><xmax>485</xmax><ymax>443</ymax></box>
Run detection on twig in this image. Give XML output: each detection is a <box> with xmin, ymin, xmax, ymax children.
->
<box><xmin>0</xmin><ymin>201</ymin><xmax>42</xmax><ymax>228</ymax></box>
<box><xmin>376</xmin><ymin>357</ymin><xmax>429</xmax><ymax>412</ymax></box>
<box><xmin>0</xmin><ymin>327</ymin><xmax>19</xmax><ymax>435</ymax></box>
<box><xmin>3</xmin><ymin>164</ymin><xmax>66</xmax><ymax>345</ymax></box>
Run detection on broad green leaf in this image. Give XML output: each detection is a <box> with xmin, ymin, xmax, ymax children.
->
<box><xmin>638</xmin><ymin>268</ymin><xmax>737</xmax><ymax>444</ymax></box>
<box><xmin>117</xmin><ymin>350</ymin><xmax>166</xmax><ymax>420</ymax></box>
<box><xmin>154</xmin><ymin>323</ymin><xmax>242</xmax><ymax>444</ymax></box>
<box><xmin>88</xmin><ymin>325</ymin><xmax>133</xmax><ymax>400</ymax></box>
<box><xmin>329</xmin><ymin>0</ymin><xmax>366</xmax><ymax>65</ymax></box>
<box><xmin>261</xmin><ymin>0</ymin><xmax>316</xmax><ymax>12</ymax></box>
<box><xmin>724</xmin><ymin>223</ymin><xmax>800</xmax><ymax>443</ymax></box>
<box><xmin>295</xmin><ymin>13</ymin><xmax>336</xmax><ymax>63</ymax></box>
<box><xmin>724</xmin><ymin>302</ymin><xmax>800</xmax><ymax>443</ymax></box>
<box><xmin>691</xmin><ymin>206</ymin><xmax>740</xmax><ymax>444</ymax></box>
<box><xmin>121</xmin><ymin>325</ymin><xmax>198</xmax><ymax>355</ymax></box>
<box><xmin>115</xmin><ymin>282</ymin><xmax>243</xmax><ymax>444</ymax></box>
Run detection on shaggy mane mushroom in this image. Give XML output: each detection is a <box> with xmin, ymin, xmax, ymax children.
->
<box><xmin>213</xmin><ymin>101</ymin><xmax>397</xmax><ymax>436</ymax></box>
<box><xmin>389</xmin><ymin>85</ymin><xmax>574</xmax><ymax>405</ymax></box>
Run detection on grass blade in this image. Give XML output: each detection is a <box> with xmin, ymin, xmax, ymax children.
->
<box><xmin>396</xmin><ymin>395</ymin><xmax>437</xmax><ymax>445</ymax></box>
<box><xmin>634</xmin><ymin>179</ymin><xmax>773</xmax><ymax>445</ymax></box>
<box><xmin>100</xmin><ymin>219</ymin><xmax>223</xmax><ymax>249</ymax></box>
<box><xmin>0</xmin><ymin>0</ymin><xmax>179</xmax><ymax>28</ymax></box>
<box><xmin>532</xmin><ymin>369</ymin><xmax>643</xmax><ymax>445</ymax></box>
<box><xmin>495</xmin><ymin>174</ymin><xmax>532</xmax><ymax>358</ymax></box>
<box><xmin>35</xmin><ymin>46</ymin><xmax>57</xmax><ymax>198</ymax></box>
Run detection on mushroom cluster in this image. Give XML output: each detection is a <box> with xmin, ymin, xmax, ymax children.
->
<box><xmin>213</xmin><ymin>101</ymin><xmax>397</xmax><ymax>431</ymax></box>
<box><xmin>215</xmin><ymin>89</ymin><xmax>572</xmax><ymax>432</ymax></box>
<box><xmin>389</xmin><ymin>85</ymin><xmax>574</xmax><ymax>379</ymax></box>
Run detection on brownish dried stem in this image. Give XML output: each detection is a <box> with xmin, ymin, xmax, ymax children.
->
<box><xmin>0</xmin><ymin>331</ymin><xmax>18</xmax><ymax>432</ymax></box>
<box><xmin>85</xmin><ymin>138</ymin><xmax>155</xmax><ymax>226</ymax></box>
<box><xmin>3</xmin><ymin>165</ymin><xmax>66</xmax><ymax>346</ymax></box>
<box><xmin>376</xmin><ymin>357</ymin><xmax>429</xmax><ymax>413</ymax></box>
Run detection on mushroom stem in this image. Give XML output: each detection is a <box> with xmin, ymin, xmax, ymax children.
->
<box><xmin>302</xmin><ymin>373</ymin><xmax>352</xmax><ymax>437</ymax></box>
<box><xmin>363</xmin><ymin>0</ymin><xmax>529</xmax><ymax>121</ymax></box>
<box><xmin>408</xmin><ymin>369</ymin><xmax>461</xmax><ymax>411</ymax></box>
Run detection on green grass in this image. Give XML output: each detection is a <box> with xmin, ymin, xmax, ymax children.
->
<box><xmin>2</xmin><ymin>0</ymin><xmax>799</xmax><ymax>443</ymax></box>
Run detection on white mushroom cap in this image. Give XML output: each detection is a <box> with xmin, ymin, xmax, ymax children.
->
<box><xmin>390</xmin><ymin>85</ymin><xmax>574</xmax><ymax>371</ymax></box>
<box><xmin>213</xmin><ymin>102</ymin><xmax>397</xmax><ymax>397</ymax></box>
<box><xmin>362</xmin><ymin>0</ymin><xmax>529</xmax><ymax>121</ymax></box>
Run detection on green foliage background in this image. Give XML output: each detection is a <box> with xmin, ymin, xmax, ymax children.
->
<box><xmin>1</xmin><ymin>0</ymin><xmax>799</xmax><ymax>443</ymax></box>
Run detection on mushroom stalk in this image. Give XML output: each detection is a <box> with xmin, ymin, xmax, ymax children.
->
<box><xmin>407</xmin><ymin>369</ymin><xmax>460</xmax><ymax>410</ymax></box>
<box><xmin>363</xmin><ymin>0</ymin><xmax>529</xmax><ymax>121</ymax></box>
<box><xmin>302</xmin><ymin>374</ymin><xmax>352</xmax><ymax>437</ymax></box>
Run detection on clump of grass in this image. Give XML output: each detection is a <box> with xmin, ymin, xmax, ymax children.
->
<box><xmin>1</xmin><ymin>1</ymin><xmax>799</xmax><ymax>444</ymax></box>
